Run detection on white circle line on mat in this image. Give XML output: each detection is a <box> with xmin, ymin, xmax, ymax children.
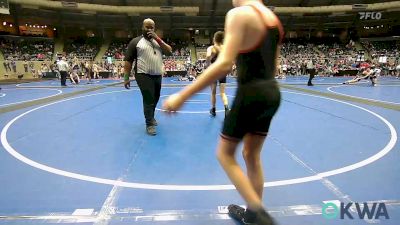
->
<box><xmin>1</xmin><ymin>89</ymin><xmax>396</xmax><ymax>190</ymax></box>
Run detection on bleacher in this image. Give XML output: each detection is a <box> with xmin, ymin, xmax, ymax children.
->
<box><xmin>0</xmin><ymin>36</ymin><xmax>54</xmax><ymax>61</ymax></box>
<box><xmin>64</xmin><ymin>37</ymin><xmax>100</xmax><ymax>60</ymax></box>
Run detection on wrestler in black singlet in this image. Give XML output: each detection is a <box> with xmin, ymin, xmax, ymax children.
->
<box><xmin>221</xmin><ymin>4</ymin><xmax>283</xmax><ymax>141</ymax></box>
<box><xmin>211</xmin><ymin>51</ymin><xmax>227</xmax><ymax>84</ymax></box>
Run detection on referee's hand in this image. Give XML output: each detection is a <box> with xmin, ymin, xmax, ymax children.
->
<box><xmin>124</xmin><ymin>80</ymin><xmax>131</xmax><ymax>89</ymax></box>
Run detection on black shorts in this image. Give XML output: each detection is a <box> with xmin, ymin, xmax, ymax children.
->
<box><xmin>307</xmin><ymin>68</ymin><xmax>316</xmax><ymax>75</ymax></box>
<box><xmin>221</xmin><ymin>80</ymin><xmax>281</xmax><ymax>141</ymax></box>
<box><xmin>215</xmin><ymin>76</ymin><xmax>227</xmax><ymax>84</ymax></box>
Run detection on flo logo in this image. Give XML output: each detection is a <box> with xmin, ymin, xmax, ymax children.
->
<box><xmin>322</xmin><ymin>202</ymin><xmax>389</xmax><ymax>220</ymax></box>
<box><xmin>359</xmin><ymin>12</ymin><xmax>382</xmax><ymax>20</ymax></box>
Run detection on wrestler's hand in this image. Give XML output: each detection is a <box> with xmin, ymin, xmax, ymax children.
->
<box><xmin>163</xmin><ymin>93</ymin><xmax>184</xmax><ymax>113</ymax></box>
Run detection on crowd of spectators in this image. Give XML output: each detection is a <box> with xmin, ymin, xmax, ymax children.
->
<box><xmin>2</xmin><ymin>35</ymin><xmax>399</xmax><ymax>78</ymax></box>
<box><xmin>103</xmin><ymin>39</ymin><xmax>129</xmax><ymax>60</ymax></box>
<box><xmin>0</xmin><ymin>37</ymin><xmax>54</xmax><ymax>61</ymax></box>
<box><xmin>362</xmin><ymin>40</ymin><xmax>400</xmax><ymax>59</ymax></box>
<box><xmin>279</xmin><ymin>38</ymin><xmax>361</xmax><ymax>76</ymax></box>
<box><xmin>64</xmin><ymin>37</ymin><xmax>100</xmax><ymax>60</ymax></box>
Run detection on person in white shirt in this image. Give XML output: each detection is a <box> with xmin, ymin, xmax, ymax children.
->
<box><xmin>57</xmin><ymin>57</ymin><xmax>69</xmax><ymax>86</ymax></box>
<box><xmin>306</xmin><ymin>59</ymin><xmax>315</xmax><ymax>86</ymax></box>
<box><xmin>282</xmin><ymin>63</ymin><xmax>287</xmax><ymax>75</ymax></box>
<box><xmin>275</xmin><ymin>63</ymin><xmax>286</xmax><ymax>79</ymax></box>
<box><xmin>370</xmin><ymin>67</ymin><xmax>381</xmax><ymax>86</ymax></box>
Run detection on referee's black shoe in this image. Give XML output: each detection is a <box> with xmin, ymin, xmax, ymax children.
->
<box><xmin>146</xmin><ymin>125</ymin><xmax>156</xmax><ymax>136</ymax></box>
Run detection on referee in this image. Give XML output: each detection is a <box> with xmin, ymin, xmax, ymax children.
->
<box><xmin>57</xmin><ymin>57</ymin><xmax>69</xmax><ymax>87</ymax></box>
<box><xmin>306</xmin><ymin>59</ymin><xmax>316</xmax><ymax>86</ymax></box>
<box><xmin>124</xmin><ymin>18</ymin><xmax>172</xmax><ymax>136</ymax></box>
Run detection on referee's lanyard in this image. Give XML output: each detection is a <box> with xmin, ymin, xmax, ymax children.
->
<box><xmin>146</xmin><ymin>39</ymin><xmax>157</xmax><ymax>55</ymax></box>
